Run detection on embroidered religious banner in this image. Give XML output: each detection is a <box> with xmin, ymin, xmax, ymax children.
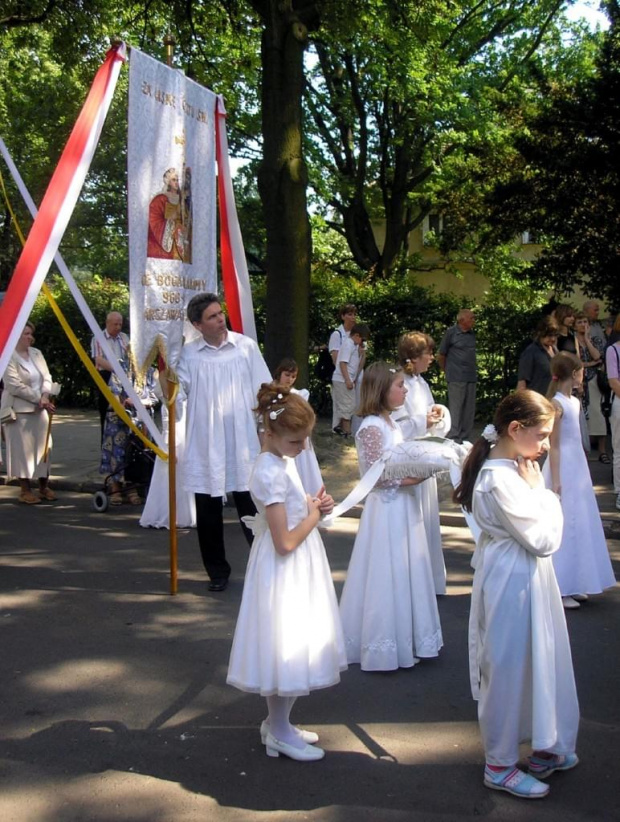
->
<box><xmin>128</xmin><ymin>48</ymin><xmax>217</xmax><ymax>374</ymax></box>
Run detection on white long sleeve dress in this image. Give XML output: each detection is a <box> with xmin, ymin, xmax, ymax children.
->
<box><xmin>469</xmin><ymin>459</ymin><xmax>579</xmax><ymax>765</ymax></box>
<box><xmin>139</xmin><ymin>400</ymin><xmax>196</xmax><ymax>529</ymax></box>
<box><xmin>339</xmin><ymin>415</ymin><xmax>443</xmax><ymax>671</ymax></box>
<box><xmin>290</xmin><ymin>387</ymin><xmax>323</xmax><ymax>496</ymax></box>
<box><xmin>393</xmin><ymin>373</ymin><xmax>450</xmax><ymax>594</ymax></box>
<box><xmin>542</xmin><ymin>392</ymin><xmax>616</xmax><ymax>597</ymax></box>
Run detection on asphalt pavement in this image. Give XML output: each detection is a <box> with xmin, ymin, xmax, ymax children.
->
<box><xmin>0</xmin><ymin>409</ymin><xmax>619</xmax><ymax>821</ymax></box>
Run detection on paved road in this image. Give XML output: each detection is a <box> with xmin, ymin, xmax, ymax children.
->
<box><xmin>1</xmin><ymin>484</ymin><xmax>619</xmax><ymax>822</ymax></box>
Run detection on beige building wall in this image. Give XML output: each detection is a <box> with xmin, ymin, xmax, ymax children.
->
<box><xmin>372</xmin><ymin>219</ymin><xmax>600</xmax><ymax>311</ymax></box>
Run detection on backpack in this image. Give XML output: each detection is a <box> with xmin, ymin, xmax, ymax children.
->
<box><xmin>314</xmin><ymin>328</ymin><xmax>343</xmax><ymax>382</ymax></box>
<box><xmin>314</xmin><ymin>347</ymin><xmax>336</xmax><ymax>382</ymax></box>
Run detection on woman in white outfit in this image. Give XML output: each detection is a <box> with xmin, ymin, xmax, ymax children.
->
<box><xmin>1</xmin><ymin>322</ymin><xmax>58</xmax><ymax>504</ymax></box>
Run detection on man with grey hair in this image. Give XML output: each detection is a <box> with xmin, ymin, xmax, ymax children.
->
<box><xmin>437</xmin><ymin>308</ymin><xmax>477</xmax><ymax>443</ymax></box>
<box><xmin>583</xmin><ymin>299</ymin><xmax>605</xmax><ymax>348</ymax></box>
<box><xmin>91</xmin><ymin>311</ymin><xmax>130</xmax><ymax>439</ymax></box>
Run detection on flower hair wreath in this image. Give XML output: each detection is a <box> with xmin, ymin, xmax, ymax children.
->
<box><xmin>481</xmin><ymin>424</ymin><xmax>499</xmax><ymax>444</ymax></box>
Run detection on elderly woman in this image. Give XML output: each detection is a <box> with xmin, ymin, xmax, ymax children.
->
<box><xmin>517</xmin><ymin>317</ymin><xmax>559</xmax><ymax>396</ymax></box>
<box><xmin>0</xmin><ymin>322</ymin><xmax>58</xmax><ymax>504</ymax></box>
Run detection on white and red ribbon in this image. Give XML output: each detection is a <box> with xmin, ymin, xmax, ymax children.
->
<box><xmin>0</xmin><ymin>136</ymin><xmax>166</xmax><ymax>452</ymax></box>
<box><xmin>215</xmin><ymin>95</ymin><xmax>257</xmax><ymax>341</ymax></box>
<box><xmin>0</xmin><ymin>43</ymin><xmax>126</xmax><ymax>378</ymax></box>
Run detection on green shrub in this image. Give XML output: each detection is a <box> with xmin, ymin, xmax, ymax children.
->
<box><xmin>30</xmin><ymin>275</ymin><xmax>129</xmax><ymax>407</ymax></box>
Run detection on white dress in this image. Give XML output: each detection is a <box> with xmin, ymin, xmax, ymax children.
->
<box><xmin>543</xmin><ymin>392</ymin><xmax>616</xmax><ymax>596</ymax></box>
<box><xmin>290</xmin><ymin>387</ymin><xmax>323</xmax><ymax>496</ymax></box>
<box><xmin>139</xmin><ymin>401</ymin><xmax>196</xmax><ymax>529</ymax></box>
<box><xmin>470</xmin><ymin>459</ymin><xmax>579</xmax><ymax>765</ymax></box>
<box><xmin>339</xmin><ymin>415</ymin><xmax>443</xmax><ymax>671</ymax></box>
<box><xmin>227</xmin><ymin>452</ymin><xmax>347</xmax><ymax>696</ymax></box>
<box><xmin>392</xmin><ymin>373</ymin><xmax>450</xmax><ymax>595</ymax></box>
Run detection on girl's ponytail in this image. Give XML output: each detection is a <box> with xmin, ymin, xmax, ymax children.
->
<box><xmin>453</xmin><ymin>438</ymin><xmax>492</xmax><ymax>512</ymax></box>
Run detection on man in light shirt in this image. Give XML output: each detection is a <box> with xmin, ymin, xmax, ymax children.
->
<box><xmin>174</xmin><ymin>293</ymin><xmax>271</xmax><ymax>591</ymax></box>
<box><xmin>91</xmin><ymin>311</ymin><xmax>129</xmax><ymax>440</ymax></box>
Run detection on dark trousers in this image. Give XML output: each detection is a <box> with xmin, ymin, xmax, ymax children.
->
<box><xmin>195</xmin><ymin>491</ymin><xmax>256</xmax><ymax>581</ymax></box>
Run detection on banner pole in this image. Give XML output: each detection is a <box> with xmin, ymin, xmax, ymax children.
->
<box><xmin>166</xmin><ymin>371</ymin><xmax>178</xmax><ymax>595</ymax></box>
<box><xmin>163</xmin><ymin>33</ymin><xmax>179</xmax><ymax>596</ymax></box>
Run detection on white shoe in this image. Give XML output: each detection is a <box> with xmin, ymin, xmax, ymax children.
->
<box><xmin>265</xmin><ymin>732</ymin><xmax>325</xmax><ymax>761</ymax></box>
<box><xmin>260</xmin><ymin>719</ymin><xmax>319</xmax><ymax>746</ymax></box>
<box><xmin>562</xmin><ymin>596</ymin><xmax>580</xmax><ymax>610</ymax></box>
<box><xmin>571</xmin><ymin>593</ymin><xmax>589</xmax><ymax>602</ymax></box>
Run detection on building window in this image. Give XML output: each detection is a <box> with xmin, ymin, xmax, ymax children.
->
<box><xmin>423</xmin><ymin>213</ymin><xmax>443</xmax><ymax>244</ymax></box>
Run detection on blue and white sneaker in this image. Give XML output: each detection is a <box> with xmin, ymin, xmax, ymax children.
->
<box><xmin>528</xmin><ymin>752</ymin><xmax>579</xmax><ymax>779</ymax></box>
<box><xmin>484</xmin><ymin>765</ymin><xmax>550</xmax><ymax>799</ymax></box>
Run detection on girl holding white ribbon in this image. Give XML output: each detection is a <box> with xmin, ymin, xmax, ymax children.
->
<box><xmin>454</xmin><ymin>390</ymin><xmax>579</xmax><ymax>800</ymax></box>
<box><xmin>227</xmin><ymin>384</ymin><xmax>347</xmax><ymax>762</ymax></box>
<box><xmin>339</xmin><ymin>362</ymin><xmax>443</xmax><ymax>671</ymax></box>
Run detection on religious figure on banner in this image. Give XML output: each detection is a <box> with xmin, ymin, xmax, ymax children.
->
<box><xmin>147</xmin><ymin>166</ymin><xmax>193</xmax><ymax>262</ymax></box>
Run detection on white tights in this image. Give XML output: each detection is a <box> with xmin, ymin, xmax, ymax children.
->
<box><xmin>266</xmin><ymin>695</ymin><xmax>303</xmax><ymax>747</ymax></box>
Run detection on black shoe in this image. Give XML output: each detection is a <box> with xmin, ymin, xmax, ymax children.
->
<box><xmin>208</xmin><ymin>578</ymin><xmax>229</xmax><ymax>592</ymax></box>
<box><xmin>332</xmin><ymin>426</ymin><xmax>345</xmax><ymax>436</ymax></box>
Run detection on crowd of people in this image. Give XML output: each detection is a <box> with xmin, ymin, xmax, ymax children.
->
<box><xmin>1</xmin><ymin>292</ymin><xmax>618</xmax><ymax>800</ymax></box>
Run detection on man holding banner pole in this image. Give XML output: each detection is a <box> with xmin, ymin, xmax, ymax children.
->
<box><xmin>170</xmin><ymin>292</ymin><xmax>271</xmax><ymax>592</ymax></box>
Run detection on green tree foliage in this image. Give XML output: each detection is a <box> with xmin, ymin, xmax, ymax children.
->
<box><xmin>29</xmin><ymin>275</ymin><xmax>129</xmax><ymax>407</ymax></box>
<box><xmin>483</xmin><ymin>1</ymin><xmax>620</xmax><ymax>306</ymax></box>
<box><xmin>304</xmin><ymin>0</ymin><xmax>584</xmax><ymax>278</ymax></box>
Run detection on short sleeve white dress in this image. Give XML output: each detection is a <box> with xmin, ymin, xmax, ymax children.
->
<box><xmin>339</xmin><ymin>415</ymin><xmax>443</xmax><ymax>671</ymax></box>
<box><xmin>227</xmin><ymin>452</ymin><xmax>347</xmax><ymax>696</ymax></box>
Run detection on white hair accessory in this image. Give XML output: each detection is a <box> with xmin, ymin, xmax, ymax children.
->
<box><xmin>481</xmin><ymin>424</ymin><xmax>499</xmax><ymax>444</ymax></box>
<box><xmin>269</xmin><ymin>408</ymin><xmax>285</xmax><ymax>421</ymax></box>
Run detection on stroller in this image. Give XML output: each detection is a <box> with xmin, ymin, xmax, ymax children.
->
<box><xmin>92</xmin><ymin>414</ymin><xmax>157</xmax><ymax>512</ymax></box>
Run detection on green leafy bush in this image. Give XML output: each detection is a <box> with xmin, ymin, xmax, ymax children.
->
<box><xmin>29</xmin><ymin>275</ymin><xmax>129</xmax><ymax>407</ymax></box>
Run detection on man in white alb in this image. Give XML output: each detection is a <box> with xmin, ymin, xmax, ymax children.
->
<box><xmin>175</xmin><ymin>293</ymin><xmax>272</xmax><ymax>591</ymax></box>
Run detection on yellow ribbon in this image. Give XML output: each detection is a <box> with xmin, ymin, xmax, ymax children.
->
<box><xmin>0</xmin><ymin>167</ymin><xmax>168</xmax><ymax>461</ymax></box>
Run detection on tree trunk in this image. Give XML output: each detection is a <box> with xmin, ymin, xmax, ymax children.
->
<box><xmin>254</xmin><ymin>1</ymin><xmax>317</xmax><ymax>384</ymax></box>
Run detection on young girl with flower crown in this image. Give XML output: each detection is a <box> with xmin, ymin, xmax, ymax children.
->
<box><xmin>543</xmin><ymin>352</ymin><xmax>616</xmax><ymax>609</ymax></box>
<box><xmin>339</xmin><ymin>361</ymin><xmax>443</xmax><ymax>671</ymax></box>
<box><xmin>227</xmin><ymin>385</ymin><xmax>347</xmax><ymax>762</ymax></box>
<box><xmin>454</xmin><ymin>389</ymin><xmax>579</xmax><ymax>800</ymax></box>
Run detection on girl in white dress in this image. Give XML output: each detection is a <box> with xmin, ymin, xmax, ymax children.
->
<box><xmin>543</xmin><ymin>352</ymin><xmax>616</xmax><ymax>609</ymax></box>
<box><xmin>339</xmin><ymin>362</ymin><xmax>443</xmax><ymax>671</ymax></box>
<box><xmin>393</xmin><ymin>331</ymin><xmax>450</xmax><ymax>594</ymax></box>
<box><xmin>454</xmin><ymin>390</ymin><xmax>579</xmax><ymax>800</ymax></box>
<box><xmin>227</xmin><ymin>385</ymin><xmax>347</xmax><ymax>762</ymax></box>
<box><xmin>272</xmin><ymin>358</ymin><xmax>323</xmax><ymax>496</ymax></box>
